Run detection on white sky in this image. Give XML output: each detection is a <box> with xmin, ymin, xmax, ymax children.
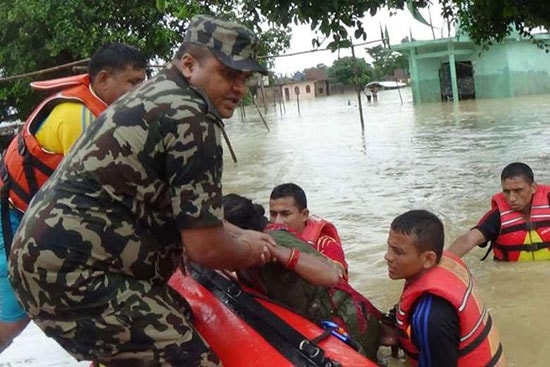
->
<box><xmin>273</xmin><ymin>4</ymin><xmax>452</xmax><ymax>75</ymax></box>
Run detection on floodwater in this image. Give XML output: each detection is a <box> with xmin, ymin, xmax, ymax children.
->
<box><xmin>2</xmin><ymin>87</ymin><xmax>550</xmax><ymax>366</ymax></box>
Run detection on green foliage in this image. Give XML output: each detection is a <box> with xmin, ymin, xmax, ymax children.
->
<box><xmin>440</xmin><ymin>0</ymin><xmax>550</xmax><ymax>50</ymax></box>
<box><xmin>243</xmin><ymin>0</ymin><xmax>413</xmax><ymax>51</ymax></box>
<box><xmin>244</xmin><ymin>0</ymin><xmax>550</xmax><ymax>52</ymax></box>
<box><xmin>0</xmin><ymin>0</ymin><xmax>189</xmax><ymax>119</ymax></box>
<box><xmin>0</xmin><ymin>0</ymin><xmax>289</xmax><ymax>119</ymax></box>
<box><xmin>366</xmin><ymin>45</ymin><xmax>409</xmax><ymax>80</ymax></box>
<box><xmin>328</xmin><ymin>57</ymin><xmax>374</xmax><ymax>88</ymax></box>
<box><xmin>3</xmin><ymin>0</ymin><xmax>549</xmax><ymax>119</ymax></box>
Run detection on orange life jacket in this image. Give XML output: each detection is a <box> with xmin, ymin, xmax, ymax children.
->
<box><xmin>396</xmin><ymin>252</ymin><xmax>504</xmax><ymax>367</ymax></box>
<box><xmin>301</xmin><ymin>215</ymin><xmax>342</xmax><ymax>246</ymax></box>
<box><xmin>491</xmin><ymin>185</ymin><xmax>550</xmax><ymax>261</ymax></box>
<box><xmin>0</xmin><ymin>74</ymin><xmax>106</xmax><ymax>213</ymax></box>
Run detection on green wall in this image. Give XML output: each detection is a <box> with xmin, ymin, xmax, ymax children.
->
<box><xmin>399</xmin><ymin>36</ymin><xmax>550</xmax><ymax>104</ymax></box>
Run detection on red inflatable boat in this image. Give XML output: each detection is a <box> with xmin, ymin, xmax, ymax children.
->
<box><xmin>168</xmin><ymin>267</ymin><xmax>378</xmax><ymax>367</ymax></box>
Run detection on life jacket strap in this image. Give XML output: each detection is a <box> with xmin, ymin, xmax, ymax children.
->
<box><xmin>500</xmin><ymin>220</ymin><xmax>550</xmax><ymax>235</ymax></box>
<box><xmin>493</xmin><ymin>241</ymin><xmax>550</xmax><ymax>254</ymax></box>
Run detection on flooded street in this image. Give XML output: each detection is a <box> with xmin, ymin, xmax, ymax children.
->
<box><xmin>222</xmin><ymin>88</ymin><xmax>550</xmax><ymax>366</ymax></box>
<box><xmin>2</xmin><ymin>87</ymin><xmax>550</xmax><ymax>366</ymax></box>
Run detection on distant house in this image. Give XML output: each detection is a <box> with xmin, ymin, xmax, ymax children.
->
<box><xmin>261</xmin><ymin>79</ymin><xmax>331</xmax><ymax>104</ymax></box>
<box><xmin>281</xmin><ymin>81</ymin><xmax>321</xmax><ymax>101</ymax></box>
<box><xmin>392</xmin><ymin>32</ymin><xmax>550</xmax><ymax>103</ymax></box>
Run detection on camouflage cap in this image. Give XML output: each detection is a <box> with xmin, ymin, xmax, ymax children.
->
<box><xmin>183</xmin><ymin>14</ymin><xmax>268</xmax><ymax>75</ymax></box>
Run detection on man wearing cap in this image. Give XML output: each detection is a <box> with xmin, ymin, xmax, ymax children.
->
<box><xmin>9</xmin><ymin>15</ymin><xmax>274</xmax><ymax>366</ymax></box>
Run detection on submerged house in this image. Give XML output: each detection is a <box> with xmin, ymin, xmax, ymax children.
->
<box><xmin>279</xmin><ymin>80</ymin><xmax>330</xmax><ymax>101</ymax></box>
<box><xmin>392</xmin><ymin>32</ymin><xmax>550</xmax><ymax>103</ymax></box>
<box><xmin>260</xmin><ymin>80</ymin><xmax>331</xmax><ymax>104</ymax></box>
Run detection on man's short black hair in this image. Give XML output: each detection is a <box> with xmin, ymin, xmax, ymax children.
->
<box><xmin>501</xmin><ymin>162</ymin><xmax>534</xmax><ymax>184</ymax></box>
<box><xmin>390</xmin><ymin>210</ymin><xmax>444</xmax><ymax>262</ymax></box>
<box><xmin>88</xmin><ymin>42</ymin><xmax>147</xmax><ymax>82</ymax></box>
<box><xmin>270</xmin><ymin>183</ymin><xmax>307</xmax><ymax>211</ymax></box>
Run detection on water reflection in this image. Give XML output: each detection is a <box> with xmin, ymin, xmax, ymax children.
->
<box><xmin>223</xmin><ymin>88</ymin><xmax>550</xmax><ymax>366</ymax></box>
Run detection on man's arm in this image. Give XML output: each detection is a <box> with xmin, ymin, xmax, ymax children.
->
<box><xmin>411</xmin><ymin>294</ymin><xmax>460</xmax><ymax>367</ymax></box>
<box><xmin>448</xmin><ymin>228</ymin><xmax>487</xmax><ymax>257</ymax></box>
<box><xmin>448</xmin><ymin>208</ymin><xmax>500</xmax><ymax>257</ymax></box>
<box><xmin>181</xmin><ymin>224</ymin><xmax>275</xmax><ymax>270</ymax></box>
<box><xmin>269</xmin><ymin>244</ymin><xmax>340</xmax><ymax>287</ymax></box>
<box><xmin>228</xmin><ymin>222</ymin><xmax>339</xmax><ymax>286</ymax></box>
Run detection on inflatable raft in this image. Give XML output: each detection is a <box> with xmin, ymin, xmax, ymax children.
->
<box><xmin>168</xmin><ymin>266</ymin><xmax>378</xmax><ymax>367</ymax></box>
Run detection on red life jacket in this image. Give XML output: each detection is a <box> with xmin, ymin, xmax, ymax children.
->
<box><xmin>301</xmin><ymin>215</ymin><xmax>342</xmax><ymax>246</ymax></box>
<box><xmin>491</xmin><ymin>185</ymin><xmax>550</xmax><ymax>261</ymax></box>
<box><xmin>396</xmin><ymin>252</ymin><xmax>504</xmax><ymax>367</ymax></box>
<box><xmin>0</xmin><ymin>74</ymin><xmax>106</xmax><ymax>213</ymax></box>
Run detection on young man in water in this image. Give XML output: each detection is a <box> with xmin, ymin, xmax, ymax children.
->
<box><xmin>269</xmin><ymin>182</ymin><xmax>348</xmax><ymax>278</ymax></box>
<box><xmin>449</xmin><ymin>162</ymin><xmax>550</xmax><ymax>261</ymax></box>
<box><xmin>385</xmin><ymin>209</ymin><xmax>504</xmax><ymax>366</ymax></box>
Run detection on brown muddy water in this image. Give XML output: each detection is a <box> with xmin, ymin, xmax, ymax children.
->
<box><xmin>2</xmin><ymin>88</ymin><xmax>550</xmax><ymax>366</ymax></box>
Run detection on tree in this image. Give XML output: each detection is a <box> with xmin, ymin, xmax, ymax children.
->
<box><xmin>237</xmin><ymin>1</ymin><xmax>550</xmax><ymax>50</ymax></box>
<box><xmin>0</xmin><ymin>0</ymin><xmax>289</xmax><ymax>119</ymax></box>
<box><xmin>0</xmin><ymin>1</ymin><xmax>185</xmax><ymax>119</ymax></box>
<box><xmin>328</xmin><ymin>57</ymin><xmax>373</xmax><ymax>89</ymax></box>
<box><xmin>3</xmin><ymin>0</ymin><xmax>550</xmax><ymax>119</ymax></box>
<box><xmin>366</xmin><ymin>45</ymin><xmax>409</xmax><ymax>80</ymax></box>
<box><xmin>439</xmin><ymin>0</ymin><xmax>550</xmax><ymax>49</ymax></box>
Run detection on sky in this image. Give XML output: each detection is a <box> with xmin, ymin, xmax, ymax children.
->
<box><xmin>273</xmin><ymin>4</ymin><xmax>453</xmax><ymax>75</ymax></box>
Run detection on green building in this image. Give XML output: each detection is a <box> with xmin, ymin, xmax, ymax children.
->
<box><xmin>392</xmin><ymin>33</ymin><xmax>550</xmax><ymax>103</ymax></box>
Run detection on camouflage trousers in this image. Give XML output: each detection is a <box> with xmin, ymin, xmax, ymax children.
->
<box><xmin>30</xmin><ymin>276</ymin><xmax>222</xmax><ymax>367</ymax></box>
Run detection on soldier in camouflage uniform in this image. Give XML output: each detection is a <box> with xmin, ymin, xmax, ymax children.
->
<box><xmin>9</xmin><ymin>15</ymin><xmax>273</xmax><ymax>367</ymax></box>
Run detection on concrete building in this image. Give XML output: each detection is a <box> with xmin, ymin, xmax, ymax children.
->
<box><xmin>279</xmin><ymin>80</ymin><xmax>330</xmax><ymax>102</ymax></box>
<box><xmin>392</xmin><ymin>32</ymin><xmax>550</xmax><ymax>103</ymax></box>
<box><xmin>260</xmin><ymin>80</ymin><xmax>331</xmax><ymax>105</ymax></box>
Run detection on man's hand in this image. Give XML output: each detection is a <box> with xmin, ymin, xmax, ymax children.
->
<box><xmin>238</xmin><ymin>229</ymin><xmax>276</xmax><ymax>267</ymax></box>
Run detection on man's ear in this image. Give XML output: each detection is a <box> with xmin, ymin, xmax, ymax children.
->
<box><xmin>93</xmin><ymin>70</ymin><xmax>109</xmax><ymax>88</ymax></box>
<box><xmin>301</xmin><ymin>208</ymin><xmax>310</xmax><ymax>220</ymax></box>
<box><xmin>421</xmin><ymin>251</ymin><xmax>438</xmax><ymax>269</ymax></box>
<box><xmin>180</xmin><ymin>54</ymin><xmax>196</xmax><ymax>79</ymax></box>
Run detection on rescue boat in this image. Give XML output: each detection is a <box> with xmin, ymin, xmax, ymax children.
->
<box><xmin>167</xmin><ymin>266</ymin><xmax>378</xmax><ymax>367</ymax></box>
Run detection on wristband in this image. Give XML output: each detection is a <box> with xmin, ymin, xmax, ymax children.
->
<box><xmin>285</xmin><ymin>248</ymin><xmax>301</xmax><ymax>270</ymax></box>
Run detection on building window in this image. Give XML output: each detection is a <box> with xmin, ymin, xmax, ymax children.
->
<box><xmin>306</xmin><ymin>85</ymin><xmax>311</xmax><ymax>93</ymax></box>
<box><xmin>318</xmin><ymin>88</ymin><xmax>324</xmax><ymax>94</ymax></box>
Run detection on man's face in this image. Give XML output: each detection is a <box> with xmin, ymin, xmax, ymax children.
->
<box><xmin>96</xmin><ymin>65</ymin><xmax>147</xmax><ymax>105</ymax></box>
<box><xmin>502</xmin><ymin>176</ymin><xmax>536</xmax><ymax>214</ymax></box>
<box><xmin>384</xmin><ymin>229</ymin><xmax>431</xmax><ymax>282</ymax></box>
<box><xmin>269</xmin><ymin>196</ymin><xmax>309</xmax><ymax>233</ymax></box>
<box><xmin>181</xmin><ymin>54</ymin><xmax>251</xmax><ymax>118</ymax></box>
